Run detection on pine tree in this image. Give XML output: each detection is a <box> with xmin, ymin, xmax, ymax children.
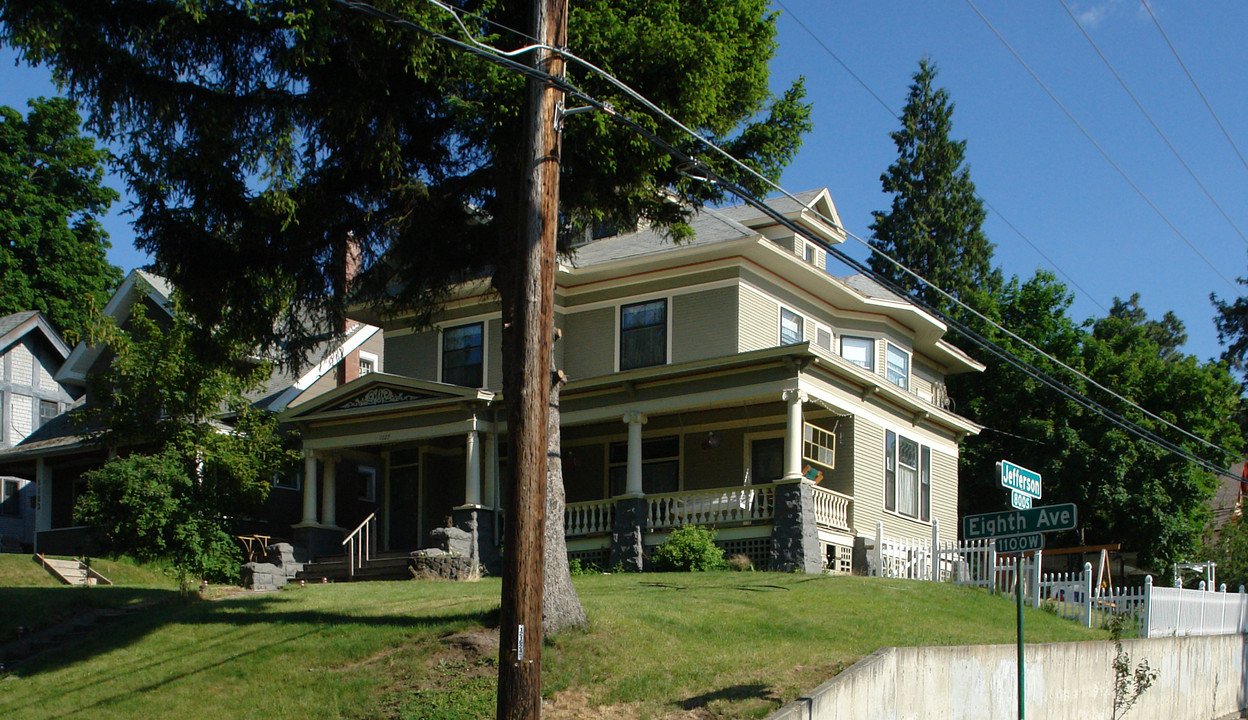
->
<box><xmin>869</xmin><ymin>58</ymin><xmax>1000</xmax><ymax>315</ymax></box>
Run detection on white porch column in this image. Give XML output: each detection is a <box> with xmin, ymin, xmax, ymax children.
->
<box><xmin>483</xmin><ymin>431</ymin><xmax>497</xmax><ymax>509</ymax></box>
<box><xmin>321</xmin><ymin>454</ymin><xmax>338</xmax><ymax>528</ymax></box>
<box><xmin>783</xmin><ymin>389</ymin><xmax>807</xmax><ymax>481</ymax></box>
<box><xmin>464</xmin><ymin>429</ymin><xmax>482</xmax><ymax>506</ymax></box>
<box><xmin>382</xmin><ymin>450</ymin><xmax>392</xmax><ymax>552</ymax></box>
<box><xmin>300</xmin><ymin>451</ymin><xmax>319</xmax><ymax>526</ymax></box>
<box><xmin>623</xmin><ymin>411</ymin><xmax>647</xmax><ymax>495</ymax></box>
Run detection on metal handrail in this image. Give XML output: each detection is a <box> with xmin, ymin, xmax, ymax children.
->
<box><xmin>342</xmin><ymin>513</ymin><xmax>377</xmax><ymax>578</ymax></box>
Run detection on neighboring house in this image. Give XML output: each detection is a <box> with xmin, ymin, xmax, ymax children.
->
<box><xmin>0</xmin><ymin>311</ymin><xmax>80</xmax><ymax>550</ymax></box>
<box><xmin>0</xmin><ymin>269</ymin><xmax>383</xmax><ymax>555</ymax></box>
<box><xmin>283</xmin><ymin>189</ymin><xmax>984</xmax><ymax>573</ymax></box>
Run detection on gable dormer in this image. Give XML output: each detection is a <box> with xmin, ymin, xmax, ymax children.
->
<box><xmin>733</xmin><ymin>188</ymin><xmax>846</xmax><ymax>270</ymax></box>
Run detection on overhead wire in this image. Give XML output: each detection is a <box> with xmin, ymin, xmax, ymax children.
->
<box><xmin>1141</xmin><ymin>0</ymin><xmax>1248</xmax><ymax>179</ymax></box>
<box><xmin>772</xmin><ymin>0</ymin><xmax>1108</xmax><ymax>313</ymax></box>
<box><xmin>331</xmin><ymin>0</ymin><xmax>1241</xmax><ymax>476</ymax></box>
<box><xmin>963</xmin><ymin>0</ymin><xmax>1238</xmax><ymax>292</ymax></box>
<box><xmin>1059</xmin><ymin>0</ymin><xmax>1248</xmax><ymax>249</ymax></box>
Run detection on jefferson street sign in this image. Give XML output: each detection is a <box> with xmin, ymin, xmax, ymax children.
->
<box><xmin>998</xmin><ymin>460</ymin><xmax>1041</xmax><ymax>499</ymax></box>
<box><xmin>962</xmin><ymin>503</ymin><xmax>1078</xmax><ymax>540</ymax></box>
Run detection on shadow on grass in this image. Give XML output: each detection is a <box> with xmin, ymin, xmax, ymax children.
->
<box><xmin>4</xmin><ymin>586</ymin><xmax>497</xmax><ymax>685</ymax></box>
<box><xmin>0</xmin><ymin>586</ymin><xmax>184</xmax><ymax>644</ymax></box>
<box><xmin>680</xmin><ymin>683</ymin><xmax>777</xmax><ymax>711</ymax></box>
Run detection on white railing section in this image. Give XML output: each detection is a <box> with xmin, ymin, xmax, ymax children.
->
<box><xmin>811</xmin><ymin>485</ymin><xmax>852</xmax><ymax>531</ymax></box>
<box><xmin>564</xmin><ymin>499</ymin><xmax>615</xmax><ymax>537</ymax></box>
<box><xmin>869</xmin><ymin>520</ymin><xmax>997</xmax><ymax>586</ymax></box>
<box><xmin>342</xmin><ymin>512</ymin><xmax>376</xmax><ymax>578</ymax></box>
<box><xmin>646</xmin><ymin>485</ymin><xmax>776</xmax><ymax>531</ymax></box>
<box><xmin>1143</xmin><ymin>579</ymin><xmax>1248</xmax><ymax>638</ymax></box>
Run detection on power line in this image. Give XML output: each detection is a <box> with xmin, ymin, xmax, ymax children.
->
<box><xmin>1059</xmin><ymin>0</ymin><xmax>1248</xmax><ymax>249</ymax></box>
<box><xmin>1141</xmin><ymin>0</ymin><xmax>1248</xmax><ymax>179</ymax></box>
<box><xmin>964</xmin><ymin>0</ymin><xmax>1239</xmax><ymax>292</ymax></box>
<box><xmin>332</xmin><ymin>0</ymin><xmax>1241</xmax><ymax>476</ymax></box>
<box><xmin>773</xmin><ymin>0</ymin><xmax>1108</xmax><ymax>313</ymax></box>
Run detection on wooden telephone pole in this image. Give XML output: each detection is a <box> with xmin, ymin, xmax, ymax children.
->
<box><xmin>496</xmin><ymin>0</ymin><xmax>567</xmax><ymax>718</ymax></box>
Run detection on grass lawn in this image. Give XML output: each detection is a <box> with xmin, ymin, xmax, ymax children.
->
<box><xmin>0</xmin><ymin>554</ymin><xmax>181</xmax><ymax>645</ymax></box>
<box><xmin>0</xmin><ymin>570</ymin><xmax>1103</xmax><ymax>720</ymax></box>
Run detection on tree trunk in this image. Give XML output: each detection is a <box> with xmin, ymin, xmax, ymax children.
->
<box><xmin>543</xmin><ymin>365</ymin><xmax>588</xmax><ymax>636</ymax></box>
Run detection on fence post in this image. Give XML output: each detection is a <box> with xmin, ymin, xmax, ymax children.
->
<box><xmin>874</xmin><ymin>521</ymin><xmax>883</xmax><ymax>578</ymax></box>
<box><xmin>1083</xmin><ymin>562</ymin><xmax>1094</xmax><ymax>628</ymax></box>
<box><xmin>1142</xmin><ymin>575</ymin><xmax>1153</xmax><ymax>639</ymax></box>
<box><xmin>1031</xmin><ymin>550</ymin><xmax>1042</xmax><ymax>609</ymax></box>
<box><xmin>988</xmin><ymin>540</ymin><xmax>998</xmax><ymax>594</ymax></box>
<box><xmin>931</xmin><ymin>519</ymin><xmax>940</xmax><ymax>583</ymax></box>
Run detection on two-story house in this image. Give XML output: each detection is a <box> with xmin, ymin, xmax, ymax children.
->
<box><xmin>282</xmin><ymin>189</ymin><xmax>983</xmax><ymax>573</ymax></box>
<box><xmin>0</xmin><ymin>269</ymin><xmax>385</xmax><ymax>555</ymax></box>
<box><xmin>0</xmin><ymin>311</ymin><xmax>80</xmax><ymax>550</ymax></box>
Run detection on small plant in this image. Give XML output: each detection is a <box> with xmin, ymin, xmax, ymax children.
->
<box><xmin>1108</xmin><ymin>613</ymin><xmax>1157</xmax><ymax>720</ymax></box>
<box><xmin>568</xmin><ymin>559</ymin><xmax>601</xmax><ymax>576</ymax></box>
<box><xmin>726</xmin><ymin>553</ymin><xmax>754</xmax><ymax>572</ymax></box>
<box><xmin>651</xmin><ymin>526</ymin><xmax>726</xmax><ymax>572</ymax></box>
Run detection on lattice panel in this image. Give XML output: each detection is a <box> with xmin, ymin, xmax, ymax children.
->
<box><xmin>718</xmin><ymin>538</ymin><xmax>771</xmax><ymax>570</ymax></box>
<box><xmin>567</xmin><ymin>548</ymin><xmax>611</xmax><ymax>572</ymax></box>
<box><xmin>823</xmin><ymin>543</ymin><xmax>852</xmax><ymax>575</ymax></box>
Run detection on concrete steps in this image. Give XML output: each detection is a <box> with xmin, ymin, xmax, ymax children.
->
<box><xmin>296</xmin><ymin>551</ymin><xmax>412</xmax><ymax>583</ymax></box>
<box><xmin>33</xmin><ymin>554</ymin><xmax>112</xmax><ymax>586</ymax></box>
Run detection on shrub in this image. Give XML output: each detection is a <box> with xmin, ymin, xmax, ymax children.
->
<box><xmin>726</xmin><ymin>553</ymin><xmax>754</xmax><ymax>572</ymax></box>
<box><xmin>651</xmin><ymin>526</ymin><xmax>726</xmax><ymax>572</ymax></box>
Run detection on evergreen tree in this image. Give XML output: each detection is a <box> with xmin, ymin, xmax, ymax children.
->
<box><xmin>869</xmin><ymin>58</ymin><xmax>1000</xmax><ymax>315</ymax></box>
<box><xmin>0</xmin><ymin>97</ymin><xmax>122</xmax><ymax>336</ymax></box>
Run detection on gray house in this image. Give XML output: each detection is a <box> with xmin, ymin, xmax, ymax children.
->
<box><xmin>0</xmin><ymin>311</ymin><xmax>79</xmax><ymax>550</ymax></box>
<box><xmin>282</xmin><ymin>189</ymin><xmax>984</xmax><ymax>573</ymax></box>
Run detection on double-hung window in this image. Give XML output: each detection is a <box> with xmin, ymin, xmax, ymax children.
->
<box><xmin>620</xmin><ymin>299</ymin><xmax>667</xmax><ymax>370</ymax></box>
<box><xmin>442</xmin><ymin>322</ymin><xmax>484</xmax><ymax>387</ymax></box>
<box><xmin>886</xmin><ymin>343</ymin><xmax>909</xmax><ymax>390</ymax></box>
<box><xmin>884</xmin><ymin>430</ymin><xmax>931</xmax><ymax>521</ymax></box>
<box><xmin>841</xmin><ymin>336</ymin><xmax>874</xmax><ymax>370</ymax></box>
<box><xmin>780</xmin><ymin>308</ymin><xmax>804</xmax><ymax>346</ymax></box>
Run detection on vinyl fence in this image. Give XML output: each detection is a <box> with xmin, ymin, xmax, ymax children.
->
<box><xmin>867</xmin><ymin>521</ymin><xmax>1248</xmax><ymax>638</ymax></box>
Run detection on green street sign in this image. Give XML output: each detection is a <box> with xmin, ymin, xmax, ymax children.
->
<box><xmin>962</xmin><ymin>503</ymin><xmax>1078</xmax><ymax>540</ymax></box>
<box><xmin>998</xmin><ymin>460</ymin><xmax>1041</xmax><ymax>499</ymax></box>
<box><xmin>996</xmin><ymin>533</ymin><xmax>1044</xmax><ymax>553</ymax></box>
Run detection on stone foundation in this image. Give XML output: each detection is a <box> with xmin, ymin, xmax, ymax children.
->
<box><xmin>409</xmin><ymin>549</ymin><xmax>480</xmax><ymax>581</ymax></box>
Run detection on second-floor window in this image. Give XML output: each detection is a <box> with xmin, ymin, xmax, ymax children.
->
<box><xmin>886</xmin><ymin>343</ymin><xmax>909</xmax><ymax>390</ymax></box>
<box><xmin>442</xmin><ymin>322</ymin><xmax>484</xmax><ymax>387</ymax></box>
<box><xmin>38</xmin><ymin>399</ymin><xmax>58</xmax><ymax>428</ymax></box>
<box><xmin>780</xmin><ymin>308</ymin><xmax>804</xmax><ymax>345</ymax></box>
<box><xmin>841</xmin><ymin>336</ymin><xmax>873</xmax><ymax>370</ymax></box>
<box><xmin>620</xmin><ymin>299</ymin><xmax>667</xmax><ymax>370</ymax></box>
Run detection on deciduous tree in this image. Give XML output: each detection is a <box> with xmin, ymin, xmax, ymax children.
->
<box><xmin>0</xmin><ymin>97</ymin><xmax>122</xmax><ymax>336</ymax></box>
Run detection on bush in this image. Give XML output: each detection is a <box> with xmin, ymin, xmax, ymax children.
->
<box><xmin>651</xmin><ymin>526</ymin><xmax>726</xmax><ymax>572</ymax></box>
<box><xmin>726</xmin><ymin>553</ymin><xmax>754</xmax><ymax>572</ymax></box>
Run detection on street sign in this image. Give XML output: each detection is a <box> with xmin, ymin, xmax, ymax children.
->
<box><xmin>998</xmin><ymin>460</ymin><xmax>1041</xmax><ymax>499</ymax></box>
<box><xmin>962</xmin><ymin>503</ymin><xmax>1078</xmax><ymax>540</ymax></box>
<box><xmin>1010</xmin><ymin>491</ymin><xmax>1032</xmax><ymax>510</ymax></box>
<box><xmin>995</xmin><ymin>533</ymin><xmax>1044</xmax><ymax>553</ymax></box>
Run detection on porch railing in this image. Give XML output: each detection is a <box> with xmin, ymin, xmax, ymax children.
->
<box><xmin>564</xmin><ymin>498</ymin><xmax>615</xmax><ymax>537</ymax></box>
<box><xmin>645</xmin><ymin>485</ymin><xmax>776</xmax><ymax>531</ymax></box>
<box><xmin>342</xmin><ymin>512</ymin><xmax>376</xmax><ymax>578</ymax></box>
<box><xmin>811</xmin><ymin>485</ymin><xmax>852</xmax><ymax>531</ymax></box>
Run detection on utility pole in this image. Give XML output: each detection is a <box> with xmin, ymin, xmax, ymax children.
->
<box><xmin>496</xmin><ymin>0</ymin><xmax>566</xmax><ymax>718</ymax></box>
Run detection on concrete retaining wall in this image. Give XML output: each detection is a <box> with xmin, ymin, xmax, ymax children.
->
<box><xmin>769</xmin><ymin>634</ymin><xmax>1248</xmax><ymax>720</ymax></box>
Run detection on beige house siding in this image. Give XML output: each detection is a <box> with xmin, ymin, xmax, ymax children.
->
<box><xmin>385</xmin><ymin>330</ymin><xmax>439</xmax><ymax>381</ymax></box>
<box><xmin>563</xmin><ymin>307</ymin><xmax>615</xmax><ymax>379</ymax></box>
<box><xmin>851</xmin><ymin>415</ymin><xmax>886</xmax><ymax>538</ymax></box>
<box><xmin>671</xmin><ymin>287</ymin><xmax>738</xmax><ymax>364</ymax></box>
<box><xmin>929</xmin><ymin>449</ymin><xmax>958</xmax><ymax>544</ymax></box>
<box><xmin>301</xmin><ymin>367</ymin><xmax>338</xmax><ymax>401</ymax></box>
<box><xmin>738</xmin><ymin>286</ymin><xmax>778</xmax><ymax>353</ymax></box>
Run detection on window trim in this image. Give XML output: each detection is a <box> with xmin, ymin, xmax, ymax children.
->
<box><xmin>273</xmin><ymin>469</ymin><xmax>302</xmax><ymax>492</ymax></box>
<box><xmin>841</xmin><ymin>336</ymin><xmax>874</xmax><ymax>371</ymax></box>
<box><xmin>439</xmin><ymin>321</ymin><xmax>486</xmax><ymax>388</ymax></box>
<box><xmin>779</xmin><ymin>307</ymin><xmax>805</xmax><ymax>346</ymax></box>
<box><xmin>883</xmin><ymin>429</ymin><xmax>931</xmax><ymax>522</ymax></box>
<box><xmin>616</xmin><ymin>297</ymin><xmax>670</xmax><ymax>372</ymax></box>
<box><xmin>886</xmin><ymin>342</ymin><xmax>910</xmax><ymax>390</ymax></box>
<box><xmin>803</xmin><ymin>422</ymin><xmax>835</xmax><ymax>470</ymax></box>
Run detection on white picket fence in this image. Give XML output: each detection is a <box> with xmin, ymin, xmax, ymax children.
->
<box><xmin>868</xmin><ymin>521</ymin><xmax>1248</xmax><ymax>638</ymax></box>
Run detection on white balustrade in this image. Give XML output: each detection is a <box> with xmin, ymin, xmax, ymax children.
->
<box><xmin>564</xmin><ymin>499</ymin><xmax>615</xmax><ymax>537</ymax></box>
<box><xmin>811</xmin><ymin>485</ymin><xmax>851</xmax><ymax>531</ymax></box>
<box><xmin>645</xmin><ymin>485</ymin><xmax>776</xmax><ymax>530</ymax></box>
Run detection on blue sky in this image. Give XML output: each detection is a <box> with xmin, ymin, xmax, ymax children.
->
<box><xmin>767</xmin><ymin>0</ymin><xmax>1248</xmax><ymax>364</ymax></box>
<box><xmin>3</xmin><ymin>1</ymin><xmax>1246</xmax><ymax>363</ymax></box>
